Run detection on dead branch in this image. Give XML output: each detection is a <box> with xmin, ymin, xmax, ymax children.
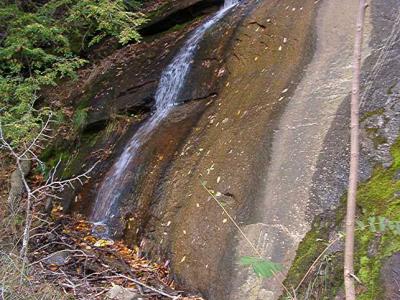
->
<box><xmin>0</xmin><ymin>116</ymin><xmax>98</xmax><ymax>269</ymax></box>
<box><xmin>344</xmin><ymin>1</ymin><xmax>367</xmax><ymax>299</ymax></box>
<box><xmin>32</xmin><ymin>162</ymin><xmax>98</xmax><ymax>196</ymax></box>
<box><xmin>19</xmin><ymin>114</ymin><xmax>53</xmax><ymax>161</ymax></box>
<box><xmin>108</xmin><ymin>273</ymin><xmax>179</xmax><ymax>299</ymax></box>
<box><xmin>295</xmin><ymin>234</ymin><xmax>342</xmax><ymax>292</ymax></box>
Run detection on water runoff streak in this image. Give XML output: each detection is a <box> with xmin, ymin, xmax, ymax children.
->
<box><xmin>91</xmin><ymin>0</ymin><xmax>239</xmax><ymax>227</ymax></box>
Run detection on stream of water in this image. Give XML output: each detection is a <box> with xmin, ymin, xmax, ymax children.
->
<box><xmin>90</xmin><ymin>0</ymin><xmax>239</xmax><ymax>227</ymax></box>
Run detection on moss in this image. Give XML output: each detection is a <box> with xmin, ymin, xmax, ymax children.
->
<box><xmin>145</xmin><ymin>1</ymin><xmax>174</xmax><ymax>19</ymax></box>
<box><xmin>166</xmin><ymin>22</ymin><xmax>187</xmax><ymax>33</ymax></box>
<box><xmin>40</xmin><ymin>128</ymin><xmax>100</xmax><ymax>181</ymax></box>
<box><xmin>360</xmin><ymin>108</ymin><xmax>385</xmax><ymax>122</ymax></box>
<box><xmin>387</xmin><ymin>82</ymin><xmax>398</xmax><ymax>95</ymax></box>
<box><xmin>73</xmin><ymin>107</ymin><xmax>88</xmax><ymax>131</ymax></box>
<box><xmin>103</xmin><ymin>120</ymin><xmax>117</xmax><ymax>137</ymax></box>
<box><xmin>282</xmin><ymin>218</ymin><xmax>340</xmax><ymax>299</ymax></box>
<box><xmin>284</xmin><ymin>224</ymin><xmax>326</xmax><ymax>287</ymax></box>
<box><xmin>39</xmin><ymin>146</ymin><xmax>72</xmax><ymax>179</ymax></box>
<box><xmin>365</xmin><ymin>127</ymin><xmax>387</xmax><ymax>147</ymax></box>
<box><xmin>355</xmin><ymin>139</ymin><xmax>400</xmax><ymax>299</ymax></box>
<box><xmin>282</xmin><ymin>191</ymin><xmax>350</xmax><ymax>298</ymax></box>
<box><xmin>283</xmin><ymin>139</ymin><xmax>400</xmax><ymax>299</ymax></box>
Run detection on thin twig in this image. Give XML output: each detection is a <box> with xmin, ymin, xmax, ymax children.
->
<box><xmin>109</xmin><ymin>273</ymin><xmax>179</xmax><ymax>299</ymax></box>
<box><xmin>201</xmin><ymin>181</ymin><xmax>261</xmax><ymax>257</ymax></box>
<box><xmin>295</xmin><ymin>235</ymin><xmax>342</xmax><ymax>292</ymax></box>
<box><xmin>200</xmin><ymin>181</ymin><xmax>294</xmax><ymax>299</ymax></box>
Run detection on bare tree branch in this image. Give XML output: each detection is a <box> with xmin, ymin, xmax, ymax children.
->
<box><xmin>0</xmin><ymin>116</ymin><xmax>98</xmax><ymax>270</ymax></box>
<box><xmin>19</xmin><ymin>114</ymin><xmax>53</xmax><ymax>160</ymax></box>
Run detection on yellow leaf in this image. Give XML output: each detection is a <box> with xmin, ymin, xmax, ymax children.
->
<box><xmin>94</xmin><ymin>239</ymin><xmax>114</xmax><ymax>247</ymax></box>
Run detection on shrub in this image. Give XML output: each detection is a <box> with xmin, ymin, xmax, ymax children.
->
<box><xmin>0</xmin><ymin>0</ymin><xmax>147</xmax><ymax>148</ymax></box>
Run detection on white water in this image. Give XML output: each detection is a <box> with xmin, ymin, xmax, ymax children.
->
<box><xmin>91</xmin><ymin>0</ymin><xmax>239</xmax><ymax>224</ymax></box>
<box><xmin>224</xmin><ymin>0</ymin><xmax>238</xmax><ymax>8</ymax></box>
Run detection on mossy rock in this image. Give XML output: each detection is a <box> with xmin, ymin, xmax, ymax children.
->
<box><xmin>283</xmin><ymin>139</ymin><xmax>400</xmax><ymax>299</ymax></box>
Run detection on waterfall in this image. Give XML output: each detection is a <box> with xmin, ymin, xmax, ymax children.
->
<box><xmin>91</xmin><ymin>0</ymin><xmax>239</xmax><ymax>227</ymax></box>
<box><xmin>224</xmin><ymin>0</ymin><xmax>238</xmax><ymax>8</ymax></box>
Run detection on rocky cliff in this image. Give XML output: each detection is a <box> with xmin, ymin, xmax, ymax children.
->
<box><xmin>43</xmin><ymin>0</ymin><xmax>400</xmax><ymax>299</ymax></box>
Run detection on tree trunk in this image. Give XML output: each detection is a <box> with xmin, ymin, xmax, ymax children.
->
<box><xmin>344</xmin><ymin>1</ymin><xmax>366</xmax><ymax>299</ymax></box>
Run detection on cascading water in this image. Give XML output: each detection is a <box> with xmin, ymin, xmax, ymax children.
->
<box><xmin>224</xmin><ymin>0</ymin><xmax>238</xmax><ymax>8</ymax></box>
<box><xmin>91</xmin><ymin>0</ymin><xmax>239</xmax><ymax>228</ymax></box>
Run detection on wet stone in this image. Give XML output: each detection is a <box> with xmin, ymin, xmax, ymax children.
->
<box><xmin>91</xmin><ymin>223</ymin><xmax>110</xmax><ymax>238</ymax></box>
<box><xmin>44</xmin><ymin>251</ymin><xmax>70</xmax><ymax>266</ymax></box>
<box><xmin>107</xmin><ymin>285</ymin><xmax>142</xmax><ymax>300</ymax></box>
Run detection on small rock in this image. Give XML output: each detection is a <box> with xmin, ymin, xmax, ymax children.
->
<box><xmin>44</xmin><ymin>251</ymin><xmax>70</xmax><ymax>266</ymax></box>
<box><xmin>108</xmin><ymin>285</ymin><xmax>140</xmax><ymax>300</ymax></box>
<box><xmin>257</xmin><ymin>289</ymin><xmax>274</xmax><ymax>298</ymax></box>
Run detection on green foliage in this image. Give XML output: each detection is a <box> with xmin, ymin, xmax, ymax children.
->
<box><xmin>73</xmin><ymin>108</ymin><xmax>88</xmax><ymax>130</ymax></box>
<box><xmin>240</xmin><ymin>256</ymin><xmax>283</xmax><ymax>278</ymax></box>
<box><xmin>357</xmin><ymin>216</ymin><xmax>400</xmax><ymax>235</ymax></box>
<box><xmin>0</xmin><ymin>1</ymin><xmax>147</xmax><ymax>148</ymax></box>
<box><xmin>65</xmin><ymin>0</ymin><xmax>145</xmax><ymax>46</ymax></box>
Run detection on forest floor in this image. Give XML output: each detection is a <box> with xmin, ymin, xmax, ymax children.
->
<box><xmin>0</xmin><ymin>198</ymin><xmax>204</xmax><ymax>299</ymax></box>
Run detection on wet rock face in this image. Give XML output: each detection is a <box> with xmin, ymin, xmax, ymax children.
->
<box><xmin>59</xmin><ymin>0</ymin><xmax>398</xmax><ymax>298</ymax></box>
<box><xmin>138</xmin><ymin>0</ymin><xmax>317</xmax><ymax>298</ymax></box>
<box><xmin>117</xmin><ymin>2</ymin><xmax>254</xmax><ymax>244</ymax></box>
<box><xmin>381</xmin><ymin>253</ymin><xmax>400</xmax><ymax>299</ymax></box>
<box><xmin>141</xmin><ymin>0</ymin><xmax>224</xmax><ymax>35</ymax></box>
<box><xmin>67</xmin><ymin>0</ymin><xmax>248</xmax><ymax>228</ymax></box>
<box><xmin>54</xmin><ymin>24</ymin><xmax>200</xmax><ymax>214</ymax></box>
<box><xmin>175</xmin><ymin>7</ymin><xmax>243</xmax><ymax>104</ymax></box>
<box><xmin>58</xmin><ymin>6</ymin><xmax>222</xmax><ymax>214</ymax></box>
<box><xmin>70</xmin><ymin>0</ymin><xmax>317</xmax><ymax>297</ymax></box>
<box><xmin>70</xmin><ymin>0</ymin><xmax>232</xmax><ymax>133</ymax></box>
<box><xmin>92</xmin><ymin>5</ymin><xmax>247</xmax><ymax>239</ymax></box>
<box><xmin>81</xmin><ymin>34</ymin><xmax>183</xmax><ymax>131</ymax></box>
